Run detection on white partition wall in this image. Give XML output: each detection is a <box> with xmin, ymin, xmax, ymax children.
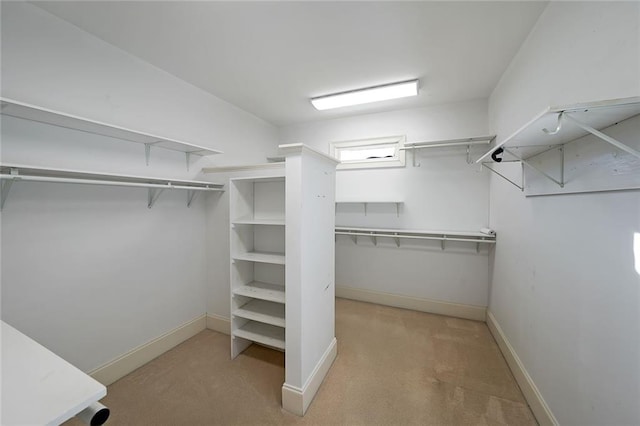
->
<box><xmin>281</xmin><ymin>144</ymin><xmax>338</xmax><ymax>416</ymax></box>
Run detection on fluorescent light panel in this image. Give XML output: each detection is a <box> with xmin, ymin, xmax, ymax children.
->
<box><xmin>311</xmin><ymin>80</ymin><xmax>418</xmax><ymax>111</ymax></box>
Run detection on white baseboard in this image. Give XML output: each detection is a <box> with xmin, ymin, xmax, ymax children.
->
<box><xmin>89</xmin><ymin>315</ymin><xmax>206</xmax><ymax>386</ymax></box>
<box><xmin>336</xmin><ymin>286</ymin><xmax>486</xmax><ymax>321</ymax></box>
<box><xmin>206</xmin><ymin>313</ymin><xmax>230</xmax><ymax>335</ymax></box>
<box><xmin>486</xmin><ymin>311</ymin><xmax>558</xmax><ymax>426</ymax></box>
<box><xmin>282</xmin><ymin>337</ymin><xmax>337</xmax><ymax>416</ymax></box>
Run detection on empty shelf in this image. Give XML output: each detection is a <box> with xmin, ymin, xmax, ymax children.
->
<box><xmin>1</xmin><ymin>97</ymin><xmax>222</xmax><ymax>156</ymax></box>
<box><xmin>233</xmin><ymin>281</ymin><xmax>285</xmax><ymax>304</ymax></box>
<box><xmin>233</xmin><ymin>299</ymin><xmax>285</xmax><ymax>327</ymax></box>
<box><xmin>233</xmin><ymin>251</ymin><xmax>285</xmax><ymax>265</ymax></box>
<box><xmin>232</xmin><ymin>218</ymin><xmax>285</xmax><ymax>226</ymax></box>
<box><xmin>233</xmin><ymin>321</ymin><xmax>285</xmax><ymax>350</ymax></box>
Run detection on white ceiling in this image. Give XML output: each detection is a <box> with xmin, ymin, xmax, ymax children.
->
<box><xmin>33</xmin><ymin>1</ymin><xmax>547</xmax><ymax>127</ymax></box>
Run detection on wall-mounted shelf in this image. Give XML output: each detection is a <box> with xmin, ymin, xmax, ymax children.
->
<box><xmin>335</xmin><ymin>200</ymin><xmax>403</xmax><ymax>217</ymax></box>
<box><xmin>477</xmin><ymin>97</ymin><xmax>640</xmax><ymax>192</ymax></box>
<box><xmin>400</xmin><ymin>135</ymin><xmax>495</xmax><ymax>166</ymax></box>
<box><xmin>232</xmin><ymin>219</ymin><xmax>285</xmax><ymax>226</ymax></box>
<box><xmin>0</xmin><ymin>164</ymin><xmax>224</xmax><ymax>210</ymax></box>
<box><xmin>335</xmin><ymin>226</ymin><xmax>496</xmax><ymax>251</ymax></box>
<box><xmin>1</xmin><ymin>98</ymin><xmax>223</xmax><ymax>170</ymax></box>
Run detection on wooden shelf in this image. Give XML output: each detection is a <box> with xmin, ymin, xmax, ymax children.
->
<box><xmin>233</xmin><ymin>321</ymin><xmax>285</xmax><ymax>350</ymax></box>
<box><xmin>1</xmin><ymin>97</ymin><xmax>222</xmax><ymax>157</ymax></box>
<box><xmin>233</xmin><ymin>281</ymin><xmax>285</xmax><ymax>304</ymax></box>
<box><xmin>233</xmin><ymin>299</ymin><xmax>285</xmax><ymax>327</ymax></box>
<box><xmin>232</xmin><ymin>251</ymin><xmax>285</xmax><ymax>265</ymax></box>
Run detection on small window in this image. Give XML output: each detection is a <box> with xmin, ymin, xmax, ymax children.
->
<box><xmin>330</xmin><ymin>136</ymin><xmax>406</xmax><ymax>170</ymax></box>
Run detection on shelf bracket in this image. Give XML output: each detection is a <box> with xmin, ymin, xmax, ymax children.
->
<box><xmin>185</xmin><ymin>152</ymin><xmax>191</xmax><ymax>172</ymax></box>
<box><xmin>441</xmin><ymin>238</ymin><xmax>445</xmax><ymax>251</ymax></box>
<box><xmin>372</xmin><ymin>233</ymin><xmax>377</xmax><ymax>246</ymax></box>
<box><xmin>507</xmin><ymin>149</ymin><xmax>564</xmax><ymax>188</ymax></box>
<box><xmin>482</xmin><ymin>163</ymin><xmax>524</xmax><ymax>191</ymax></box>
<box><xmin>354</xmin><ymin>234</ymin><xmax>358</xmax><ymax>245</ymax></box>
<box><xmin>187</xmin><ymin>190</ymin><xmax>198</xmax><ymax>208</ymax></box>
<box><xmin>363</xmin><ymin>202</ymin><xmax>368</xmax><ymax>216</ymax></box>
<box><xmin>1</xmin><ymin>179</ymin><xmax>14</xmax><ymax>211</ymax></box>
<box><xmin>394</xmin><ymin>233</ymin><xmax>400</xmax><ymax>248</ymax></box>
<box><xmin>412</xmin><ymin>149</ymin><xmax>421</xmax><ymax>167</ymax></box>
<box><xmin>395</xmin><ymin>202</ymin><xmax>400</xmax><ymax>217</ymax></box>
<box><xmin>543</xmin><ymin>112</ymin><xmax>564</xmax><ymax>135</ymax></box>
<box><xmin>144</xmin><ymin>143</ymin><xmax>152</xmax><ymax>166</ymax></box>
<box><xmin>564</xmin><ymin>113</ymin><xmax>640</xmax><ymax>160</ymax></box>
<box><xmin>466</xmin><ymin>145</ymin><xmax>471</xmax><ymax>164</ymax></box>
<box><xmin>147</xmin><ymin>188</ymin><xmax>165</xmax><ymax>208</ymax></box>
<box><xmin>476</xmin><ymin>242</ymin><xmax>480</xmax><ymax>253</ymax></box>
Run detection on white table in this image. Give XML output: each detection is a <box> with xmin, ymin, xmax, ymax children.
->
<box><xmin>1</xmin><ymin>321</ymin><xmax>106</xmax><ymax>425</ymax></box>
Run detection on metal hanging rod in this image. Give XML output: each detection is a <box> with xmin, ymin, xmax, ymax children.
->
<box><xmin>335</xmin><ymin>227</ymin><xmax>496</xmax><ymax>252</ymax></box>
<box><xmin>0</xmin><ymin>174</ymin><xmax>224</xmax><ymax>191</ymax></box>
<box><xmin>399</xmin><ymin>136</ymin><xmax>495</xmax><ymax>150</ymax></box>
<box><xmin>400</xmin><ymin>135</ymin><xmax>495</xmax><ymax>166</ymax></box>
<box><xmin>0</xmin><ymin>165</ymin><xmax>224</xmax><ymax>210</ymax></box>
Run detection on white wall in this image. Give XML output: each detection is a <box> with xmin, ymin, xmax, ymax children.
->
<box><xmin>0</xmin><ymin>2</ymin><xmax>278</xmax><ymax>372</ymax></box>
<box><xmin>280</xmin><ymin>100</ymin><xmax>492</xmax><ymax>308</ymax></box>
<box><xmin>488</xmin><ymin>2</ymin><xmax>640</xmax><ymax>424</ymax></box>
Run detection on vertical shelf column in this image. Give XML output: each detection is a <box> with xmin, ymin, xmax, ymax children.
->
<box><xmin>279</xmin><ymin>144</ymin><xmax>339</xmax><ymax>416</ymax></box>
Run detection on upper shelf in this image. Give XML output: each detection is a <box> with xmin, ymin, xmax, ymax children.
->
<box><xmin>0</xmin><ymin>97</ymin><xmax>223</xmax><ymax>157</ymax></box>
<box><xmin>477</xmin><ymin>97</ymin><xmax>640</xmax><ymax>162</ymax></box>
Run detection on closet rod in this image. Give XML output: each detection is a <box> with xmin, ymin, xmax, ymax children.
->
<box><xmin>335</xmin><ymin>230</ymin><xmax>495</xmax><ymax>244</ymax></box>
<box><xmin>0</xmin><ymin>174</ymin><xmax>224</xmax><ymax>191</ymax></box>
<box><xmin>399</xmin><ymin>137</ymin><xmax>494</xmax><ymax>150</ymax></box>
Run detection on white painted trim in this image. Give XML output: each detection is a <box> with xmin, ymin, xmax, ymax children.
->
<box><xmin>278</xmin><ymin>143</ymin><xmax>340</xmax><ymax>164</ymax></box>
<box><xmin>89</xmin><ymin>315</ymin><xmax>206</xmax><ymax>386</ymax></box>
<box><xmin>282</xmin><ymin>337</ymin><xmax>337</xmax><ymax>416</ymax></box>
<box><xmin>336</xmin><ymin>286</ymin><xmax>486</xmax><ymax>321</ymax></box>
<box><xmin>206</xmin><ymin>314</ymin><xmax>230</xmax><ymax>335</ymax></box>
<box><xmin>486</xmin><ymin>311</ymin><xmax>558</xmax><ymax>426</ymax></box>
<box><xmin>202</xmin><ymin>162</ymin><xmax>284</xmax><ymax>173</ymax></box>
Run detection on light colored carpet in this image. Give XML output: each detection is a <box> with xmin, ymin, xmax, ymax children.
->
<box><xmin>67</xmin><ymin>298</ymin><xmax>537</xmax><ymax>425</ymax></box>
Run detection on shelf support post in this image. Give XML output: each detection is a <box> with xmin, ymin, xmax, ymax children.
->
<box><xmin>148</xmin><ymin>188</ymin><xmax>165</xmax><ymax>208</ymax></box>
<box><xmin>563</xmin><ymin>113</ymin><xmax>640</xmax><ymax>160</ymax></box>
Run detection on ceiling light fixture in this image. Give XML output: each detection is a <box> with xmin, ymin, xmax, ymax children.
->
<box><xmin>310</xmin><ymin>79</ymin><xmax>419</xmax><ymax>111</ymax></box>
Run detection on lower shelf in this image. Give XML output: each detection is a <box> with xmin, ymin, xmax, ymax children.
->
<box><xmin>233</xmin><ymin>299</ymin><xmax>285</xmax><ymax>327</ymax></box>
<box><xmin>233</xmin><ymin>321</ymin><xmax>285</xmax><ymax>350</ymax></box>
<box><xmin>233</xmin><ymin>281</ymin><xmax>285</xmax><ymax>304</ymax></box>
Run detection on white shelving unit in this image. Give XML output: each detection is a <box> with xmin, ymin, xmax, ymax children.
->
<box><xmin>228</xmin><ymin>145</ymin><xmax>339</xmax><ymax>416</ymax></box>
<box><xmin>476</xmin><ymin>97</ymin><xmax>640</xmax><ymax>194</ymax></box>
<box><xmin>230</xmin><ymin>175</ymin><xmax>286</xmax><ymax>357</ymax></box>
<box><xmin>1</xmin><ymin>98</ymin><xmax>223</xmax><ymax>170</ymax></box>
